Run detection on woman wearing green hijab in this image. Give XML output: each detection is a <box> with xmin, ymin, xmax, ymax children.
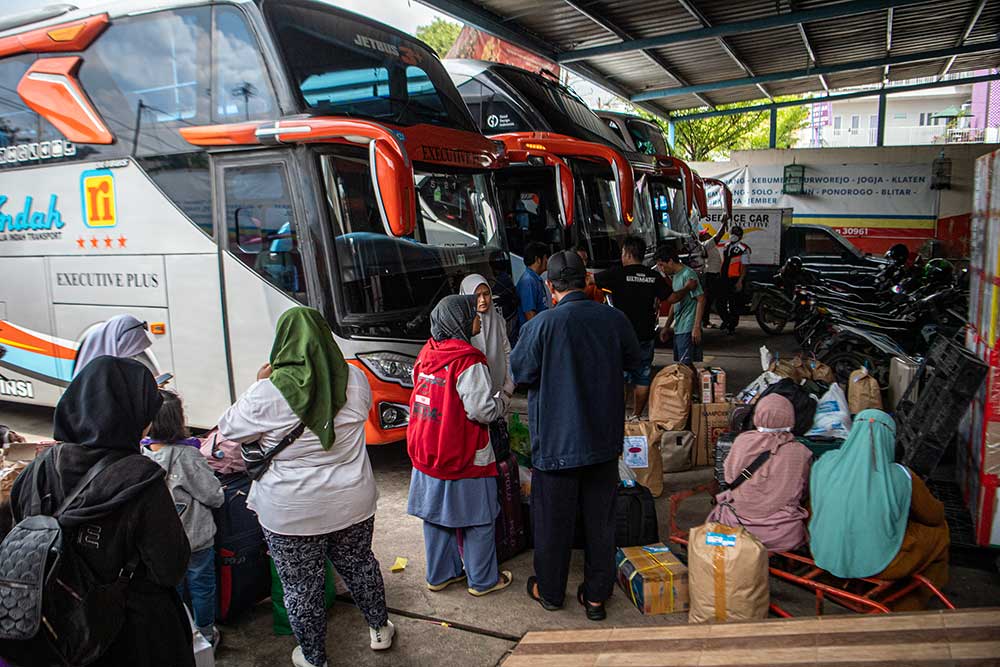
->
<box><xmin>218</xmin><ymin>307</ymin><xmax>394</xmax><ymax>666</ymax></box>
<box><xmin>809</xmin><ymin>409</ymin><xmax>949</xmax><ymax>610</ymax></box>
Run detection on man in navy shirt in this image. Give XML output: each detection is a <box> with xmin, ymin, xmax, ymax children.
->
<box><xmin>511</xmin><ymin>250</ymin><xmax>642</xmax><ymax>621</ymax></box>
<box><xmin>516</xmin><ymin>242</ymin><xmax>550</xmax><ymax>327</ymax></box>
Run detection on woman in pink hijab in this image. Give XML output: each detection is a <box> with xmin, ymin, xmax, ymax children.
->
<box><xmin>708</xmin><ymin>394</ymin><xmax>813</xmax><ymax>552</ymax></box>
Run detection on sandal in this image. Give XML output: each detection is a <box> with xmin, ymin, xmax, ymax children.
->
<box><xmin>468</xmin><ymin>570</ymin><xmax>513</xmax><ymax>597</ymax></box>
<box><xmin>427</xmin><ymin>572</ymin><xmax>467</xmax><ymax>592</ymax></box>
<box><xmin>577</xmin><ymin>583</ymin><xmax>607</xmax><ymax>622</ymax></box>
<box><xmin>526</xmin><ymin>575</ymin><xmax>562</xmax><ymax>611</ymax></box>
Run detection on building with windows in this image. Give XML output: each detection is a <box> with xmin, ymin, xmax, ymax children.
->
<box><xmin>798</xmin><ymin>73</ymin><xmax>998</xmax><ymax>148</ymax></box>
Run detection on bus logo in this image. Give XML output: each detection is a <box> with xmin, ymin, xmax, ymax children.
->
<box><xmin>80</xmin><ymin>169</ymin><xmax>117</xmax><ymax>228</ymax></box>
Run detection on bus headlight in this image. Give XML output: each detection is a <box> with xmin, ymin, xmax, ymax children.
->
<box><xmin>358</xmin><ymin>352</ymin><xmax>415</xmax><ymax>387</ymax></box>
<box><xmin>378</xmin><ymin>402</ymin><xmax>409</xmax><ymax>429</ymax></box>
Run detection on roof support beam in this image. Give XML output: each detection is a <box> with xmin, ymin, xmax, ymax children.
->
<box><xmin>633</xmin><ymin>40</ymin><xmax>1000</xmax><ymax>101</ymax></box>
<box><xmin>557</xmin><ymin>0</ymin><xmax>933</xmax><ymax>63</ymax></box>
<box><xmin>940</xmin><ymin>0</ymin><xmax>989</xmax><ymax>78</ymax></box>
<box><xmin>883</xmin><ymin>8</ymin><xmax>894</xmax><ymax>82</ymax></box>
<box><xmin>672</xmin><ymin>0</ymin><xmax>773</xmax><ymax>101</ymax></box>
<box><xmin>560</xmin><ymin>0</ymin><xmax>715</xmax><ymax>108</ymax></box>
<box><xmin>796</xmin><ymin>23</ymin><xmax>828</xmax><ymax>92</ymax></box>
<box><xmin>672</xmin><ymin>71</ymin><xmax>1000</xmax><ymax>120</ymax></box>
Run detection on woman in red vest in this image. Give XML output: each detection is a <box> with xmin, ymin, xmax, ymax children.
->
<box><xmin>407</xmin><ymin>295</ymin><xmax>513</xmax><ymax>596</ymax></box>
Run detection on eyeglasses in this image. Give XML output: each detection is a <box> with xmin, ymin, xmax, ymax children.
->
<box><xmin>118</xmin><ymin>320</ymin><xmax>149</xmax><ymax>341</ymax></box>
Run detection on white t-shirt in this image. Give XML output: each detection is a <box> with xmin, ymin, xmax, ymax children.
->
<box><xmin>701</xmin><ymin>238</ymin><xmax>723</xmax><ymax>274</ymax></box>
<box><xmin>218</xmin><ymin>365</ymin><xmax>378</xmax><ymax>536</ymax></box>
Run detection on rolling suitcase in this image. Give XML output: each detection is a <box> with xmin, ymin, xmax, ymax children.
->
<box><xmin>214</xmin><ymin>472</ymin><xmax>271</xmax><ymax>622</ymax></box>
<box><xmin>495</xmin><ymin>454</ymin><xmax>528</xmax><ymax>563</ymax></box>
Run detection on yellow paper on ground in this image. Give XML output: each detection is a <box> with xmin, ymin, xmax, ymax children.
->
<box><xmin>391</xmin><ymin>557</ymin><xmax>408</xmax><ymax>572</ymax></box>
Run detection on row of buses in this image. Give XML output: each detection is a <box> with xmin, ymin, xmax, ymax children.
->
<box><xmin>0</xmin><ymin>0</ymin><xmax>730</xmax><ymax>443</ymax></box>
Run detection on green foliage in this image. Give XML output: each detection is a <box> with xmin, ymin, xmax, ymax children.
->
<box><xmin>635</xmin><ymin>98</ymin><xmax>809</xmax><ymax>161</ymax></box>
<box><xmin>416</xmin><ymin>18</ymin><xmax>462</xmax><ymax>58</ymax></box>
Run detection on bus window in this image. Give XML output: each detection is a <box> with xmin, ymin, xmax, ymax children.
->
<box><xmin>224</xmin><ymin>163</ymin><xmax>307</xmax><ymax>304</ymax></box>
<box><xmin>79</xmin><ymin>7</ymin><xmax>212</xmax><ymax>156</ymax></box>
<box><xmin>266</xmin><ymin>3</ymin><xmax>476</xmax><ymax>131</ymax></box>
<box><xmin>140</xmin><ymin>153</ymin><xmax>213</xmax><ymax>238</ymax></box>
<box><xmin>213</xmin><ymin>6</ymin><xmax>276</xmax><ymax>122</ymax></box>
<box><xmin>0</xmin><ymin>56</ymin><xmax>62</xmax><ymax>154</ymax></box>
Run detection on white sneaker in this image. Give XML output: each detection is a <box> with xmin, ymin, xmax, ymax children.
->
<box><xmin>291</xmin><ymin>645</ymin><xmax>327</xmax><ymax>667</ymax></box>
<box><xmin>369</xmin><ymin>620</ymin><xmax>395</xmax><ymax>651</ymax></box>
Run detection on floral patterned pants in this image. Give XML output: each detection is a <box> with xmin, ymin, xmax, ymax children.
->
<box><xmin>264</xmin><ymin>516</ymin><xmax>388</xmax><ymax>666</ymax></box>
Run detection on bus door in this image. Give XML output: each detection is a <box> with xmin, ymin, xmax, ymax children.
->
<box><xmin>212</xmin><ymin>150</ymin><xmax>312</xmax><ymax>398</ymax></box>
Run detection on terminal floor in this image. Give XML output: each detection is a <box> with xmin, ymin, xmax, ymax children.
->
<box><xmin>3</xmin><ymin>321</ymin><xmax>999</xmax><ymax>667</ymax></box>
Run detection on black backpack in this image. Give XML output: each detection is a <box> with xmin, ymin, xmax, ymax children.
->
<box><xmin>0</xmin><ymin>451</ymin><xmax>137</xmax><ymax>667</ymax></box>
<box><xmin>615</xmin><ymin>481</ymin><xmax>659</xmax><ymax>547</ymax></box>
<box><xmin>734</xmin><ymin>378</ymin><xmax>818</xmax><ymax>436</ymax></box>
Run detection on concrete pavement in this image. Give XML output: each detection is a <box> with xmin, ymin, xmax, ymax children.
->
<box><xmin>2</xmin><ymin>322</ymin><xmax>998</xmax><ymax>666</ymax></box>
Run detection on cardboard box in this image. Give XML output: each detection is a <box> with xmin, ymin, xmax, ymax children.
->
<box><xmin>616</xmin><ymin>543</ymin><xmax>689</xmax><ymax>615</ymax></box>
<box><xmin>699</xmin><ymin>367</ymin><xmax>727</xmax><ymax>404</ymax></box>
<box><xmin>691</xmin><ymin>402</ymin><xmax>731</xmax><ymax>467</ymax></box>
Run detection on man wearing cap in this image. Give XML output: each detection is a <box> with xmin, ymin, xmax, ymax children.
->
<box><xmin>511</xmin><ymin>250</ymin><xmax>642</xmax><ymax>621</ymax></box>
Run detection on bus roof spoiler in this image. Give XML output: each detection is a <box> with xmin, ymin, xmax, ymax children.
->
<box><xmin>0</xmin><ymin>12</ymin><xmax>107</xmax><ymax>57</ymax></box>
<box><xmin>493</xmin><ymin>132</ymin><xmax>636</xmax><ymax>226</ymax></box>
<box><xmin>181</xmin><ymin>118</ymin><xmax>417</xmax><ymax>238</ymax></box>
<box><xmin>0</xmin><ymin>4</ymin><xmax>78</xmax><ymax>35</ymax></box>
<box><xmin>502</xmin><ymin>148</ymin><xmax>575</xmax><ymax>228</ymax></box>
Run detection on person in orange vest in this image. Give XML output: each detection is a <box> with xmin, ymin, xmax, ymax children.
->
<box><xmin>718</xmin><ymin>226</ymin><xmax>751</xmax><ymax>335</ymax></box>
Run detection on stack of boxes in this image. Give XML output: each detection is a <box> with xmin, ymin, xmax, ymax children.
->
<box><xmin>692</xmin><ymin>367</ymin><xmax>729</xmax><ymax>467</ymax></box>
<box><xmin>960</xmin><ymin>149</ymin><xmax>1000</xmax><ymax>547</ymax></box>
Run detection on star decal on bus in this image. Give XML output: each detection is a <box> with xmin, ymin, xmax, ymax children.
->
<box><xmin>117</xmin><ymin>235</ymin><xmax>127</xmax><ymax>248</ymax></box>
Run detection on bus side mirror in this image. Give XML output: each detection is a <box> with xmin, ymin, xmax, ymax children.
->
<box><xmin>370</xmin><ymin>139</ymin><xmax>416</xmax><ymax>238</ymax></box>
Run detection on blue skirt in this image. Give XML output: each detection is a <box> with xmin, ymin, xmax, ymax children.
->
<box><xmin>406</xmin><ymin>468</ymin><xmax>499</xmax><ymax>528</ymax></box>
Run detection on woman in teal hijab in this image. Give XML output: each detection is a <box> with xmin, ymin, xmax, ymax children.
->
<box><xmin>809</xmin><ymin>409</ymin><xmax>949</xmax><ymax>609</ymax></box>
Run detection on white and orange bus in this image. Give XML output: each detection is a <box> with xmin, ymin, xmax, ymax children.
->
<box><xmin>0</xmin><ymin>0</ymin><xmax>512</xmax><ymax>444</ymax></box>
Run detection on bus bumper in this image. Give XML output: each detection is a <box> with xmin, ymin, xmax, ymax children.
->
<box><xmin>349</xmin><ymin>360</ymin><xmax>411</xmax><ymax>445</ymax></box>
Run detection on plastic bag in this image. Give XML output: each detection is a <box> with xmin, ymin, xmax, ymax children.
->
<box><xmin>618</xmin><ymin>458</ymin><xmax>637</xmax><ymax>483</ymax></box>
<box><xmin>508</xmin><ymin>413</ymin><xmax>531</xmax><ymax>467</ymax></box>
<box><xmin>623</xmin><ymin>421</ymin><xmax>664</xmax><ymax>497</ymax></box>
<box><xmin>735</xmin><ymin>371</ymin><xmax>783</xmax><ymax>405</ymax></box>
<box><xmin>806</xmin><ymin>383</ymin><xmax>853</xmax><ymax>440</ymax></box>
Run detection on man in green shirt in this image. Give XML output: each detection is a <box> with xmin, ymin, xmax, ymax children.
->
<box><xmin>655</xmin><ymin>247</ymin><xmax>705</xmax><ymax>366</ymax></box>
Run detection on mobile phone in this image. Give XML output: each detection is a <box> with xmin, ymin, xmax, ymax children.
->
<box><xmin>155</xmin><ymin>372</ymin><xmax>174</xmax><ymax>387</ymax></box>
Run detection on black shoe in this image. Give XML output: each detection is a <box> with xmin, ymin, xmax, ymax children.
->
<box><xmin>577</xmin><ymin>584</ymin><xmax>607</xmax><ymax>621</ymax></box>
<box><xmin>527</xmin><ymin>576</ymin><xmax>562</xmax><ymax>611</ymax></box>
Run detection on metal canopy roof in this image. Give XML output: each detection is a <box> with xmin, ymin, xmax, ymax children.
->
<box><xmin>419</xmin><ymin>0</ymin><xmax>1000</xmax><ymax>118</ymax></box>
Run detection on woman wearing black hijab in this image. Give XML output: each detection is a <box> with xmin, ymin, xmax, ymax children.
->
<box><xmin>10</xmin><ymin>356</ymin><xmax>194</xmax><ymax>667</ymax></box>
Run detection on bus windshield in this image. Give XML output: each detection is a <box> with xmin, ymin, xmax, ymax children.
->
<box><xmin>649</xmin><ymin>178</ymin><xmax>695</xmax><ymax>242</ymax></box>
<box><xmin>626</xmin><ymin>119</ymin><xmax>669</xmax><ymax>156</ymax></box>
<box><xmin>323</xmin><ymin>150</ymin><xmax>504</xmax><ymax>336</ymax></box>
<box><xmin>267</xmin><ymin>2</ymin><xmax>477</xmax><ymax>131</ymax></box>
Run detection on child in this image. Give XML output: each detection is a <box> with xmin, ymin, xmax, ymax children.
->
<box><xmin>143</xmin><ymin>390</ymin><xmax>224</xmax><ymax>648</ymax></box>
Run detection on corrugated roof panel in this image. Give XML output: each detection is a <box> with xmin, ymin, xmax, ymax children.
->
<box><xmin>424</xmin><ymin>0</ymin><xmax>1000</xmax><ymax>114</ymax></box>
<box><xmin>648</xmin><ymin>39</ymin><xmax>748</xmax><ymax>85</ymax></box>
<box><xmin>724</xmin><ymin>26</ymin><xmax>814</xmax><ymax>76</ymax></box>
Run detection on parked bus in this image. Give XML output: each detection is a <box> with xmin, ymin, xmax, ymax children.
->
<box><xmin>444</xmin><ymin>60</ymin><xmax>657</xmax><ymax>273</ymax></box>
<box><xmin>0</xmin><ymin>0</ymin><xmax>511</xmax><ymax>444</ymax></box>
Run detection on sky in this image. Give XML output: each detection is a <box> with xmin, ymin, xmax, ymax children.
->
<box><xmin>4</xmin><ymin>0</ymin><xmax>627</xmax><ymax>109</ymax></box>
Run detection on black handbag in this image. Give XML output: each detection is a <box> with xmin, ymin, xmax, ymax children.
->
<box><xmin>241</xmin><ymin>423</ymin><xmax>305</xmax><ymax>481</ymax></box>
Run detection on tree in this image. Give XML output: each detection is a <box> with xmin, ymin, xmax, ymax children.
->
<box><xmin>416</xmin><ymin>18</ymin><xmax>462</xmax><ymax>58</ymax></box>
<box><xmin>636</xmin><ymin>98</ymin><xmax>809</xmax><ymax>161</ymax></box>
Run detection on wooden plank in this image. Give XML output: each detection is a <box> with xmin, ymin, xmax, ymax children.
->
<box><xmin>505</xmin><ymin>609</ymin><xmax>1000</xmax><ymax>666</ymax></box>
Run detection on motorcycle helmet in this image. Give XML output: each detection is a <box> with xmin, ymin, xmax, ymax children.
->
<box><xmin>785</xmin><ymin>256</ymin><xmax>803</xmax><ymax>272</ymax></box>
<box><xmin>729</xmin><ymin>226</ymin><xmax>744</xmax><ymax>240</ymax></box>
<box><xmin>922</xmin><ymin>258</ymin><xmax>954</xmax><ymax>287</ymax></box>
<box><xmin>885</xmin><ymin>243</ymin><xmax>909</xmax><ymax>264</ymax></box>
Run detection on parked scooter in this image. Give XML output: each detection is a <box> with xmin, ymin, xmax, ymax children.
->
<box><xmin>797</xmin><ymin>259</ymin><xmax>966</xmax><ymax>384</ymax></box>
